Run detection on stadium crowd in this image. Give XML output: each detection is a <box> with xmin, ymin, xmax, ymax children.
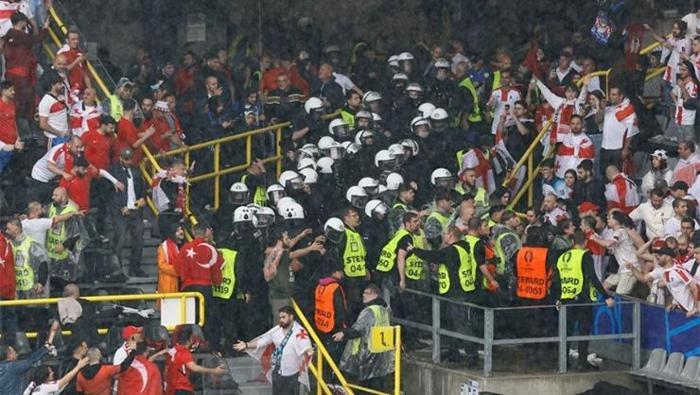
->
<box><xmin>2</xmin><ymin>0</ymin><xmax>700</xmax><ymax>393</ymax></box>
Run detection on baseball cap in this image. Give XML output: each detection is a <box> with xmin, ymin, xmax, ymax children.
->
<box><xmin>651</xmin><ymin>239</ymin><xmax>667</xmax><ymax>252</ymax></box>
<box><xmin>671</xmin><ymin>181</ymin><xmax>689</xmax><ymax>191</ymax></box>
<box><xmin>651</xmin><ymin>149</ymin><xmax>668</xmax><ymax>160</ymax></box>
<box><xmin>122</xmin><ymin>325</ymin><xmax>143</xmax><ymax>340</ymax></box>
<box><xmin>116</xmin><ymin>77</ymin><xmax>135</xmax><ymax>89</ymax></box>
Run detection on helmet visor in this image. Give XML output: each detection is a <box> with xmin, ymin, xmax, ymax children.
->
<box><xmin>350</xmin><ymin>195</ymin><xmax>369</xmax><ymax>209</ymax></box>
<box><xmin>435</xmin><ymin>177</ymin><xmax>454</xmax><ymax>189</ymax></box>
<box><xmin>329</xmin><ymin>146</ymin><xmax>346</xmax><ymax>160</ymax></box>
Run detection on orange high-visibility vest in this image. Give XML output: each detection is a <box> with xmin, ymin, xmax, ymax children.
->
<box><xmin>515</xmin><ymin>247</ymin><xmax>551</xmax><ymax>300</ymax></box>
<box><xmin>314</xmin><ymin>281</ymin><xmax>346</xmax><ymax>333</ymax></box>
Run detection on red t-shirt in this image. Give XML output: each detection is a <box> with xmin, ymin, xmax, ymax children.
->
<box><xmin>165</xmin><ymin>345</ymin><xmax>194</xmax><ymax>395</ymax></box>
<box><xmin>82</xmin><ymin>129</ymin><xmax>115</xmax><ymax>170</ymax></box>
<box><xmin>116</xmin><ymin>117</ymin><xmax>143</xmax><ymax>163</ymax></box>
<box><xmin>142</xmin><ymin>118</ymin><xmax>171</xmax><ymax>153</ymax></box>
<box><xmin>0</xmin><ymin>234</ymin><xmax>15</xmax><ymax>300</ymax></box>
<box><xmin>59</xmin><ymin>166</ymin><xmax>99</xmax><ymax>211</ymax></box>
<box><xmin>76</xmin><ymin>365</ymin><xmax>122</xmax><ymax>395</ymax></box>
<box><xmin>58</xmin><ymin>46</ymin><xmax>88</xmax><ymax>93</ymax></box>
<box><xmin>0</xmin><ymin>98</ymin><xmax>17</xmax><ymax>144</ymax></box>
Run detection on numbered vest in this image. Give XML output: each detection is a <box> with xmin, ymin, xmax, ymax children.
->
<box><xmin>437</xmin><ymin>263</ymin><xmax>450</xmax><ymax>295</ymax></box>
<box><xmin>427</xmin><ymin>211</ymin><xmax>450</xmax><ymax>233</ymax></box>
<box><xmin>464</xmin><ymin>235</ymin><xmax>487</xmax><ymax>289</ymax></box>
<box><xmin>556</xmin><ymin>248</ymin><xmax>597</xmax><ymax>301</ymax></box>
<box><xmin>212</xmin><ymin>248</ymin><xmax>238</xmax><ymax>299</ymax></box>
<box><xmin>46</xmin><ymin>203</ymin><xmax>77</xmax><ymax>260</ymax></box>
<box><xmin>458</xmin><ymin>77</ymin><xmax>483</xmax><ymax>122</ymax></box>
<box><xmin>405</xmin><ymin>230</ymin><xmax>427</xmax><ymax>280</ymax></box>
<box><xmin>350</xmin><ymin>304</ymin><xmax>390</xmax><ymax>355</ymax></box>
<box><xmin>314</xmin><ymin>281</ymin><xmax>346</xmax><ymax>334</ymax></box>
<box><xmin>376</xmin><ymin>229</ymin><xmax>411</xmax><ymax>273</ymax></box>
<box><xmin>343</xmin><ymin>228</ymin><xmax>366</xmax><ymax>277</ymax></box>
<box><xmin>109</xmin><ymin>94</ymin><xmax>124</xmax><ymax>121</ymax></box>
<box><xmin>455</xmin><ymin>243</ymin><xmax>477</xmax><ymax>292</ymax></box>
<box><xmin>13</xmin><ymin>236</ymin><xmax>35</xmax><ymax>292</ymax></box>
<box><xmin>241</xmin><ymin>174</ymin><xmax>267</xmax><ymax>206</ymax></box>
<box><xmin>515</xmin><ymin>247</ymin><xmax>550</xmax><ymax>300</ymax></box>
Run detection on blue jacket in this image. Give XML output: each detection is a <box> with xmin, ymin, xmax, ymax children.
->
<box><xmin>0</xmin><ymin>347</ymin><xmax>48</xmax><ymax>395</ymax></box>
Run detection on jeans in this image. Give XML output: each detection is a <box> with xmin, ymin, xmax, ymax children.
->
<box><xmin>0</xmin><ymin>150</ymin><xmax>12</xmax><ymax>174</ymax></box>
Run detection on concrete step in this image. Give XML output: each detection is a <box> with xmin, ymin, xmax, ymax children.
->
<box><xmin>225</xmin><ymin>356</ymin><xmax>272</xmax><ymax>394</ymax></box>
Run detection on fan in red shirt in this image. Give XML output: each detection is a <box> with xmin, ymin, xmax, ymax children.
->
<box><xmin>82</xmin><ymin>115</ymin><xmax>117</xmax><ymax>170</ymax></box>
<box><xmin>76</xmin><ymin>344</ymin><xmax>135</xmax><ymax>395</ymax></box>
<box><xmin>165</xmin><ymin>325</ymin><xmax>227</xmax><ymax>395</ymax></box>
<box><xmin>0</xmin><ymin>233</ymin><xmax>15</xmax><ymax>301</ymax></box>
<box><xmin>117</xmin><ymin>342</ymin><xmax>165</xmax><ymax>395</ymax></box>
<box><xmin>0</xmin><ymin>81</ymin><xmax>23</xmax><ymax>174</ymax></box>
<box><xmin>140</xmin><ymin>97</ymin><xmax>172</xmax><ymax>153</ymax></box>
<box><xmin>59</xmin><ymin>155</ymin><xmax>123</xmax><ymax>211</ymax></box>
<box><xmin>4</xmin><ymin>13</ymin><xmax>47</xmax><ymax>122</ymax></box>
<box><xmin>115</xmin><ymin>99</ymin><xmax>154</xmax><ymax>164</ymax></box>
<box><xmin>56</xmin><ymin>30</ymin><xmax>91</xmax><ymax>95</ymax></box>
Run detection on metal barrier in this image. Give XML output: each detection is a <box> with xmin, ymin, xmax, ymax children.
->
<box><xmin>292</xmin><ymin>300</ymin><xmax>402</xmax><ymax>395</ymax></box>
<box><xmin>387</xmin><ymin>287</ymin><xmax>641</xmax><ymax>377</ymax></box>
<box><xmin>0</xmin><ymin>292</ymin><xmax>205</xmax><ymax>338</ymax></box>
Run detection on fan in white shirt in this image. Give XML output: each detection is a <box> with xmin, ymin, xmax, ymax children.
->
<box><xmin>20</xmin><ymin>201</ymin><xmax>80</xmax><ymax>248</ymax></box>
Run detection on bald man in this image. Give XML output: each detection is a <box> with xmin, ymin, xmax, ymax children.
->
<box><xmin>69</xmin><ymin>87</ymin><xmax>103</xmax><ymax>137</ymax></box>
<box><xmin>29</xmin><ymin>135</ymin><xmax>84</xmax><ymax>203</ymax></box>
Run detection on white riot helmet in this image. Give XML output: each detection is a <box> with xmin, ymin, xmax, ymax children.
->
<box><xmin>299</xmin><ymin>168</ymin><xmax>318</xmax><ymax>184</ymax></box>
<box><xmin>354</xmin><ymin>129</ymin><xmax>374</xmax><ymax>146</ymax></box>
<box><xmin>391</xmin><ymin>73</ymin><xmax>408</xmax><ymax>87</ymax></box>
<box><xmin>397</xmin><ymin>52</ymin><xmax>414</xmax><ymax>61</ymax></box>
<box><xmin>431</xmin><ymin>168</ymin><xmax>454</xmax><ymax>189</ymax></box>
<box><xmin>374</xmin><ymin>150</ymin><xmax>398</xmax><ymax>171</ymax></box>
<box><xmin>297</xmin><ymin>157</ymin><xmax>317</xmax><ymax>171</ymax></box>
<box><xmin>371</xmin><ymin>112</ymin><xmax>382</xmax><ymax>124</ymax></box>
<box><xmin>434</xmin><ymin>58</ymin><xmax>450</xmax><ymax>69</ymax></box>
<box><xmin>276</xmin><ymin>196</ymin><xmax>296</xmax><ymax>214</ymax></box>
<box><xmin>299</xmin><ymin>144</ymin><xmax>319</xmax><ymax>160</ymax></box>
<box><xmin>266</xmin><ymin>183</ymin><xmax>285</xmax><ymax>205</ymax></box>
<box><xmin>418</xmin><ymin>102</ymin><xmax>436</xmax><ymax>118</ymax></box>
<box><xmin>385</xmin><ymin>172</ymin><xmax>404</xmax><ymax>191</ymax></box>
<box><xmin>279</xmin><ymin>170</ymin><xmax>305</xmax><ymax>191</ymax></box>
<box><xmin>328</xmin><ymin>118</ymin><xmax>350</xmax><ymax>139</ymax></box>
<box><xmin>324</xmin><ymin>217</ymin><xmax>346</xmax><ymax>244</ymax></box>
<box><xmin>229</xmin><ymin>182</ymin><xmax>249</xmax><ymax>205</ymax></box>
<box><xmin>358</xmin><ymin>177</ymin><xmax>379</xmax><ymax>196</ymax></box>
<box><xmin>304</xmin><ymin>97</ymin><xmax>324</xmax><ymax>115</ymax></box>
<box><xmin>317</xmin><ymin>157</ymin><xmax>335</xmax><ymax>174</ymax></box>
<box><xmin>282</xmin><ymin>202</ymin><xmax>305</xmax><ymax>220</ymax></box>
<box><xmin>411</xmin><ymin>116</ymin><xmax>431</xmax><ymax>138</ymax></box>
<box><xmin>400</xmin><ymin>138</ymin><xmax>420</xmax><ymax>157</ymax></box>
<box><xmin>252</xmin><ymin>206</ymin><xmax>275</xmax><ymax>228</ymax></box>
<box><xmin>346</xmin><ymin>143</ymin><xmax>362</xmax><ymax>156</ymax></box>
<box><xmin>388</xmin><ymin>55</ymin><xmax>400</xmax><ymax>69</ymax></box>
<box><xmin>365</xmin><ymin>199</ymin><xmax>390</xmax><ymax>219</ymax></box>
<box><xmin>346</xmin><ymin>185</ymin><xmax>369</xmax><ymax>209</ymax></box>
<box><xmin>233</xmin><ymin>206</ymin><xmax>253</xmax><ymax>223</ymax></box>
<box><xmin>387</xmin><ymin>143</ymin><xmax>405</xmax><ymax>166</ymax></box>
<box><xmin>363</xmin><ymin>91</ymin><xmax>382</xmax><ymax>104</ymax></box>
<box><xmin>430</xmin><ymin>108</ymin><xmax>449</xmax><ymax>132</ymax></box>
<box><xmin>355</xmin><ymin>110</ymin><xmax>373</xmax><ymax>130</ymax></box>
<box><xmin>327</xmin><ymin>141</ymin><xmax>346</xmax><ymax>160</ymax></box>
<box><xmin>317</xmin><ymin>136</ymin><xmax>336</xmax><ymax>156</ymax></box>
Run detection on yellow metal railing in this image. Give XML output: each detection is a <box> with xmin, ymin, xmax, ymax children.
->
<box><xmin>0</xmin><ymin>292</ymin><xmax>205</xmax><ymax>338</ymax></box>
<box><xmin>292</xmin><ymin>300</ymin><xmax>402</xmax><ymax>395</ymax></box>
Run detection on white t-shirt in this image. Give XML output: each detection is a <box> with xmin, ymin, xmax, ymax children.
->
<box><xmin>253</xmin><ymin>322</ymin><xmax>312</xmax><ymax>377</ymax></box>
<box><xmin>31</xmin><ymin>143</ymin><xmax>70</xmax><ymax>183</ymax></box>
<box><xmin>609</xmin><ymin>228</ymin><xmax>639</xmax><ymax>273</ymax></box>
<box><xmin>662</xmin><ymin>36</ymin><xmax>691</xmax><ymax>84</ymax></box>
<box><xmin>664</xmin><ymin>216</ymin><xmax>700</xmax><ymax>238</ymax></box>
<box><xmin>22</xmin><ymin>381</ymin><xmax>61</xmax><ymax>395</ymax></box>
<box><xmin>20</xmin><ymin>218</ymin><xmax>53</xmax><ymax>248</ymax></box>
<box><xmin>601</xmin><ymin>98</ymin><xmax>639</xmax><ymax>150</ymax></box>
<box><xmin>628</xmin><ymin>201</ymin><xmax>674</xmax><ymax>240</ymax></box>
<box><xmin>38</xmin><ymin>94</ymin><xmax>69</xmax><ymax>139</ymax></box>
<box><xmin>488</xmin><ymin>88</ymin><xmax>521</xmax><ymax>134</ymax></box>
<box><xmin>674</xmin><ymin>80</ymin><xmax>698</xmax><ymax>126</ymax></box>
<box><xmin>650</xmin><ymin>265</ymin><xmax>697</xmax><ymax>311</ymax></box>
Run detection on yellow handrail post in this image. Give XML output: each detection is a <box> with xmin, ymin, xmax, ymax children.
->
<box><xmin>214</xmin><ymin>143</ymin><xmax>221</xmax><ymax>210</ymax></box>
<box><xmin>394</xmin><ymin>325</ymin><xmax>401</xmax><ymax>395</ymax></box>
<box><xmin>317</xmin><ymin>352</ymin><xmax>323</xmax><ymax>395</ymax></box>
<box><xmin>527</xmin><ymin>154</ymin><xmax>533</xmax><ymax>207</ymax></box>
<box><xmin>180</xmin><ymin>295</ymin><xmax>186</xmax><ymax>326</ymax></box>
<box><xmin>276</xmin><ymin>126</ymin><xmax>283</xmax><ymax>177</ymax></box>
<box><xmin>185</xmin><ymin>151</ymin><xmax>192</xmax><ymax>218</ymax></box>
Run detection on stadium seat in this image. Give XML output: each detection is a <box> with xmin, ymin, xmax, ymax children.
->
<box><xmin>664</xmin><ymin>356</ymin><xmax>700</xmax><ymax>387</ymax></box>
<box><xmin>645</xmin><ymin>352</ymin><xmax>684</xmax><ymax>381</ymax></box>
<box><xmin>630</xmin><ymin>348</ymin><xmax>667</xmax><ymax>378</ymax></box>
